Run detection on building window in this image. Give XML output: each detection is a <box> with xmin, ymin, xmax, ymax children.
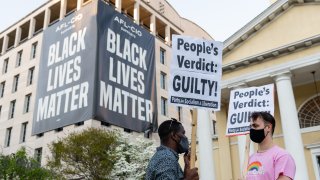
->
<box><xmin>54</xmin><ymin>127</ymin><xmax>63</xmax><ymax>132</ymax></box>
<box><xmin>24</xmin><ymin>94</ymin><xmax>32</xmax><ymax>113</ymax></box>
<box><xmin>160</xmin><ymin>72</ymin><xmax>166</xmax><ymax>89</ymax></box>
<box><xmin>177</xmin><ymin>106</ymin><xmax>181</xmax><ymax>121</ymax></box>
<box><xmin>161</xmin><ymin>97</ymin><xmax>167</xmax><ymax>116</ymax></box>
<box><xmin>315</xmin><ymin>154</ymin><xmax>320</xmax><ymax>179</ymax></box>
<box><xmin>12</xmin><ymin>74</ymin><xmax>19</xmax><ymax>92</ymax></box>
<box><xmin>36</xmin><ymin>133</ymin><xmax>44</xmax><ymax>138</ymax></box>
<box><xmin>298</xmin><ymin>96</ymin><xmax>320</xmax><ymax>128</ymax></box>
<box><xmin>83</xmin><ymin>0</ymin><xmax>92</xmax><ymax>4</ymax></box>
<box><xmin>34</xmin><ymin>147</ymin><xmax>42</xmax><ymax>164</ymax></box>
<box><xmin>75</xmin><ymin>121</ymin><xmax>84</xmax><ymax>126</ymax></box>
<box><xmin>5</xmin><ymin>127</ymin><xmax>12</xmax><ymax>147</ymax></box>
<box><xmin>31</xmin><ymin>42</ymin><xmax>37</xmax><ymax>59</ymax></box>
<box><xmin>27</xmin><ymin>67</ymin><xmax>35</xmax><ymax>86</ymax></box>
<box><xmin>212</xmin><ymin>120</ymin><xmax>217</xmax><ymax>135</ymax></box>
<box><xmin>9</xmin><ymin>100</ymin><xmax>16</xmax><ymax>119</ymax></box>
<box><xmin>2</xmin><ymin>58</ymin><xmax>9</xmax><ymax>74</ymax></box>
<box><xmin>101</xmin><ymin>121</ymin><xmax>110</xmax><ymax>127</ymax></box>
<box><xmin>20</xmin><ymin>122</ymin><xmax>28</xmax><ymax>143</ymax></box>
<box><xmin>16</xmin><ymin>51</ymin><xmax>23</xmax><ymax>67</ymax></box>
<box><xmin>0</xmin><ymin>81</ymin><xmax>5</xmax><ymax>98</ymax></box>
<box><xmin>124</xmin><ymin>128</ymin><xmax>132</xmax><ymax>133</ymax></box>
<box><xmin>160</xmin><ymin>48</ymin><xmax>165</xmax><ymax>64</ymax></box>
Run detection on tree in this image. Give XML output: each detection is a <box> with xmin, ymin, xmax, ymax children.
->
<box><xmin>0</xmin><ymin>147</ymin><xmax>54</xmax><ymax>180</ymax></box>
<box><xmin>109</xmin><ymin>133</ymin><xmax>156</xmax><ymax>180</ymax></box>
<box><xmin>47</xmin><ymin>128</ymin><xmax>156</xmax><ymax>179</ymax></box>
<box><xmin>47</xmin><ymin>128</ymin><xmax>119</xmax><ymax>179</ymax></box>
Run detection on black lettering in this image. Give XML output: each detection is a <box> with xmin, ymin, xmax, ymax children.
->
<box><xmin>177</xmin><ymin>38</ymin><xmax>184</xmax><ymax>50</ymax></box>
<box><xmin>213</xmin><ymin>47</ymin><xmax>218</xmax><ymax>55</ymax></box>
<box><xmin>177</xmin><ymin>55</ymin><xmax>184</xmax><ymax>68</ymax></box>
<box><xmin>173</xmin><ymin>75</ymin><xmax>181</xmax><ymax>91</ymax></box>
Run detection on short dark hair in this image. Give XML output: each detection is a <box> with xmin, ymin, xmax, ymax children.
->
<box><xmin>158</xmin><ymin>119</ymin><xmax>182</xmax><ymax>141</ymax></box>
<box><xmin>251</xmin><ymin>112</ymin><xmax>276</xmax><ymax>135</ymax></box>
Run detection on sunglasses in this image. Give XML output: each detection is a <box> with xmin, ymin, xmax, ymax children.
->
<box><xmin>168</xmin><ymin>118</ymin><xmax>179</xmax><ymax>131</ymax></box>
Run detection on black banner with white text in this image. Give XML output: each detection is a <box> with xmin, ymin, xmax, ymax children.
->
<box><xmin>32</xmin><ymin>0</ymin><xmax>157</xmax><ymax>134</ymax></box>
<box><xmin>32</xmin><ymin>2</ymin><xmax>97</xmax><ymax>135</ymax></box>
<box><xmin>95</xmin><ymin>1</ymin><xmax>157</xmax><ymax>132</ymax></box>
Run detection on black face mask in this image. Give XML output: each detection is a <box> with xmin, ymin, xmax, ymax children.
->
<box><xmin>175</xmin><ymin>135</ymin><xmax>189</xmax><ymax>154</ymax></box>
<box><xmin>250</xmin><ymin>128</ymin><xmax>269</xmax><ymax>143</ymax></box>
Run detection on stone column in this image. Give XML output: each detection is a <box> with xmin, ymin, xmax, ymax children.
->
<box><xmin>14</xmin><ymin>27</ymin><xmax>21</xmax><ymax>47</ymax></box>
<box><xmin>274</xmin><ymin>72</ymin><xmax>309</xmax><ymax>179</ymax></box>
<box><xmin>237</xmin><ymin>135</ymin><xmax>254</xmax><ymax>170</ymax></box>
<box><xmin>216</xmin><ymin>104</ymin><xmax>233</xmax><ymax>180</ymax></box>
<box><xmin>150</xmin><ymin>14</ymin><xmax>156</xmax><ymax>35</ymax></box>
<box><xmin>1</xmin><ymin>35</ymin><xmax>8</xmax><ymax>54</ymax></box>
<box><xmin>115</xmin><ymin>0</ymin><xmax>122</xmax><ymax>12</ymax></box>
<box><xmin>165</xmin><ymin>25</ymin><xmax>170</xmax><ymax>45</ymax></box>
<box><xmin>133</xmin><ymin>2</ymin><xmax>139</xmax><ymax>24</ymax></box>
<box><xmin>229</xmin><ymin>83</ymin><xmax>255</xmax><ymax>173</ymax></box>
<box><xmin>28</xmin><ymin>18</ymin><xmax>35</xmax><ymax>39</ymax></box>
<box><xmin>77</xmin><ymin>0</ymin><xmax>82</xmax><ymax>10</ymax></box>
<box><xmin>60</xmin><ymin>0</ymin><xmax>67</xmax><ymax>19</ymax></box>
<box><xmin>198</xmin><ymin>109</ymin><xmax>216</xmax><ymax>180</ymax></box>
<box><xmin>44</xmin><ymin>8</ymin><xmax>51</xmax><ymax>30</ymax></box>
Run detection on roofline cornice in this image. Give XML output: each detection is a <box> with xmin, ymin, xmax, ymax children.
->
<box><xmin>305</xmin><ymin>142</ymin><xmax>320</xmax><ymax>149</ymax></box>
<box><xmin>222</xmin><ymin>34</ymin><xmax>320</xmax><ymax>72</ymax></box>
<box><xmin>222</xmin><ymin>51</ymin><xmax>320</xmax><ymax>89</ymax></box>
<box><xmin>223</xmin><ymin>0</ymin><xmax>296</xmax><ymax>54</ymax></box>
<box><xmin>180</xmin><ymin>17</ymin><xmax>214</xmax><ymax>40</ymax></box>
<box><xmin>0</xmin><ymin>0</ymin><xmax>51</xmax><ymax>35</ymax></box>
<box><xmin>140</xmin><ymin>0</ymin><xmax>184</xmax><ymax>33</ymax></box>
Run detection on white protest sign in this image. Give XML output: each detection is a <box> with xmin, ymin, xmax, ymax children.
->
<box><xmin>226</xmin><ymin>84</ymin><xmax>274</xmax><ymax>136</ymax></box>
<box><xmin>169</xmin><ymin>35</ymin><xmax>223</xmax><ymax>110</ymax></box>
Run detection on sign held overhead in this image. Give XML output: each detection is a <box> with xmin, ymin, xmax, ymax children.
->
<box><xmin>169</xmin><ymin>35</ymin><xmax>223</xmax><ymax>110</ymax></box>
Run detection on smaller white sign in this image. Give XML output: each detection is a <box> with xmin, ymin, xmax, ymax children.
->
<box><xmin>226</xmin><ymin>84</ymin><xmax>274</xmax><ymax>136</ymax></box>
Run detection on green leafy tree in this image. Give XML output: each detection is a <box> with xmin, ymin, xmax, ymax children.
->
<box><xmin>0</xmin><ymin>147</ymin><xmax>54</xmax><ymax>180</ymax></box>
<box><xmin>47</xmin><ymin>128</ymin><xmax>119</xmax><ymax>180</ymax></box>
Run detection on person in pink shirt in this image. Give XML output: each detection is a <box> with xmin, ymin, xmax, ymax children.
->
<box><xmin>246</xmin><ymin>112</ymin><xmax>296</xmax><ymax>180</ymax></box>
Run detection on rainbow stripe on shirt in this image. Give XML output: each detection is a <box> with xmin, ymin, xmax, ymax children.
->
<box><xmin>247</xmin><ymin>161</ymin><xmax>262</xmax><ymax>172</ymax></box>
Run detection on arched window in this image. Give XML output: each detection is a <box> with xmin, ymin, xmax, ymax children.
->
<box><xmin>298</xmin><ymin>96</ymin><xmax>320</xmax><ymax>128</ymax></box>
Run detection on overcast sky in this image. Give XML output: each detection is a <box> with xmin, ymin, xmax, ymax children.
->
<box><xmin>0</xmin><ymin>0</ymin><xmax>270</xmax><ymax>41</ymax></box>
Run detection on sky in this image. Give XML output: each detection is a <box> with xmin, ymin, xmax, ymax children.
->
<box><xmin>0</xmin><ymin>0</ymin><xmax>270</xmax><ymax>41</ymax></box>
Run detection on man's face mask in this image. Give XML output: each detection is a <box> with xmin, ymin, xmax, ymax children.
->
<box><xmin>250</xmin><ymin>126</ymin><xmax>269</xmax><ymax>143</ymax></box>
<box><xmin>176</xmin><ymin>135</ymin><xmax>189</xmax><ymax>154</ymax></box>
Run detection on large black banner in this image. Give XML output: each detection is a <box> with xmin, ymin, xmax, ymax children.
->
<box><xmin>95</xmin><ymin>1</ymin><xmax>157</xmax><ymax>132</ymax></box>
<box><xmin>32</xmin><ymin>1</ymin><xmax>97</xmax><ymax>135</ymax></box>
<box><xmin>32</xmin><ymin>0</ymin><xmax>157</xmax><ymax>134</ymax></box>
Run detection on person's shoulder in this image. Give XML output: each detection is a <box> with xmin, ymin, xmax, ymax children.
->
<box><xmin>150</xmin><ymin>147</ymin><xmax>177</xmax><ymax>163</ymax></box>
<box><xmin>272</xmin><ymin>145</ymin><xmax>289</xmax><ymax>154</ymax></box>
<box><xmin>272</xmin><ymin>145</ymin><xmax>293</xmax><ymax>159</ymax></box>
<box><xmin>147</xmin><ymin>149</ymin><xmax>178</xmax><ymax>172</ymax></box>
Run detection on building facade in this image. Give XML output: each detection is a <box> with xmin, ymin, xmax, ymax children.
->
<box><xmin>0</xmin><ymin>0</ymin><xmax>213</xmax><ymax>166</ymax></box>
<box><xmin>214</xmin><ymin>0</ymin><xmax>320</xmax><ymax>179</ymax></box>
<box><xmin>2</xmin><ymin>0</ymin><xmax>319</xmax><ymax>179</ymax></box>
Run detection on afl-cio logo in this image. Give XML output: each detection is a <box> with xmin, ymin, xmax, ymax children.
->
<box><xmin>56</xmin><ymin>14</ymin><xmax>83</xmax><ymax>32</ymax></box>
<box><xmin>113</xmin><ymin>16</ymin><xmax>142</xmax><ymax>37</ymax></box>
